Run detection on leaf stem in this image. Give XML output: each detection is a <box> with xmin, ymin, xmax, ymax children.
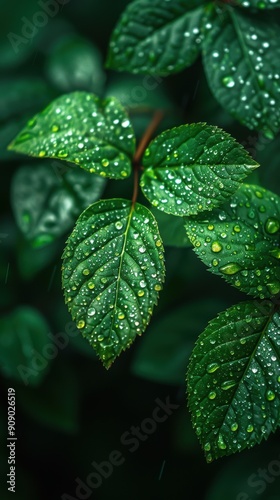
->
<box><xmin>134</xmin><ymin>110</ymin><xmax>164</xmax><ymax>165</ymax></box>
<box><xmin>132</xmin><ymin>110</ymin><xmax>164</xmax><ymax>205</ymax></box>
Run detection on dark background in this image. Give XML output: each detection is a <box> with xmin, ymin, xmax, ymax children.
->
<box><xmin>1</xmin><ymin>1</ymin><xmax>280</xmax><ymax>499</ymax></box>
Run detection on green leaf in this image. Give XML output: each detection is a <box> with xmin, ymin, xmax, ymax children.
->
<box><xmin>235</xmin><ymin>0</ymin><xmax>280</xmax><ymax>9</ymax></box>
<box><xmin>106</xmin><ymin>0</ymin><xmax>205</xmax><ymax>75</ymax></box>
<box><xmin>45</xmin><ymin>35</ymin><xmax>106</xmax><ymax>94</ymax></box>
<box><xmin>8</xmin><ymin>92</ymin><xmax>136</xmax><ymax>180</ymax></box>
<box><xmin>0</xmin><ymin>307</ymin><xmax>50</xmax><ymax>386</ymax></box>
<box><xmin>11</xmin><ymin>162</ymin><xmax>106</xmax><ymax>247</ymax></box>
<box><xmin>185</xmin><ymin>184</ymin><xmax>280</xmax><ymax>298</ymax></box>
<box><xmin>140</xmin><ymin>123</ymin><xmax>258</xmax><ymax>216</ymax></box>
<box><xmin>187</xmin><ymin>300</ymin><xmax>280</xmax><ymax>461</ymax></box>
<box><xmin>202</xmin><ymin>7</ymin><xmax>280</xmax><ymax>138</ymax></box>
<box><xmin>132</xmin><ymin>298</ymin><xmax>227</xmax><ymax>384</ymax></box>
<box><xmin>62</xmin><ymin>199</ymin><xmax>165</xmax><ymax>368</ymax></box>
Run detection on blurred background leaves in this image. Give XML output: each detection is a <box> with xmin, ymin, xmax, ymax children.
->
<box><xmin>0</xmin><ymin>0</ymin><xmax>280</xmax><ymax>499</ymax></box>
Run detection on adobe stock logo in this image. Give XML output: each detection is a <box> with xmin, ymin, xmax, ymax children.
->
<box><xmin>7</xmin><ymin>0</ymin><xmax>70</xmax><ymax>54</ymax></box>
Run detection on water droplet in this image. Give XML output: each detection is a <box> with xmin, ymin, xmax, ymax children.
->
<box><xmin>118</xmin><ymin>312</ymin><xmax>125</xmax><ymax>320</ymax></box>
<box><xmin>270</xmin><ymin>248</ymin><xmax>280</xmax><ymax>259</ymax></box>
<box><xmin>115</xmin><ymin>221</ymin><xmax>123</xmax><ymax>230</ymax></box>
<box><xmin>221</xmin><ymin>380</ymin><xmax>236</xmax><ymax>390</ymax></box>
<box><xmin>207</xmin><ymin>363</ymin><xmax>220</xmax><ymax>373</ymax></box>
<box><xmin>102</xmin><ymin>158</ymin><xmax>109</xmax><ymax>167</ymax></box>
<box><xmin>231</xmin><ymin>423</ymin><xmax>238</xmax><ymax>432</ymax></box>
<box><xmin>266</xmin><ymin>390</ymin><xmax>276</xmax><ymax>401</ymax></box>
<box><xmin>39</xmin><ymin>150</ymin><xmax>46</xmax><ymax>157</ymax></box>
<box><xmin>204</xmin><ymin>442</ymin><xmax>211</xmax><ymax>451</ymax></box>
<box><xmin>77</xmin><ymin>320</ymin><xmax>85</xmax><ymax>329</ymax></box>
<box><xmin>88</xmin><ymin>282</ymin><xmax>95</xmax><ymax>290</ymax></box>
<box><xmin>211</xmin><ymin>241</ymin><xmax>222</xmax><ymax>253</ymax></box>
<box><xmin>58</xmin><ymin>150</ymin><xmax>68</xmax><ymax>158</ymax></box>
<box><xmin>83</xmin><ymin>269</ymin><xmax>90</xmax><ymax>276</ymax></box>
<box><xmin>222</xmin><ymin>76</ymin><xmax>235</xmax><ymax>88</ymax></box>
<box><xmin>267</xmin><ymin>282</ymin><xmax>280</xmax><ymax>295</ymax></box>
<box><xmin>265</xmin><ymin>217</ymin><xmax>280</xmax><ymax>234</ymax></box>
<box><xmin>138</xmin><ymin>290</ymin><xmax>145</xmax><ymax>297</ymax></box>
<box><xmin>219</xmin><ymin>263</ymin><xmax>242</xmax><ymax>275</ymax></box>
<box><xmin>154</xmin><ymin>284</ymin><xmax>162</xmax><ymax>291</ymax></box>
<box><xmin>88</xmin><ymin>308</ymin><xmax>96</xmax><ymax>316</ymax></box>
<box><xmin>247</xmin><ymin>424</ymin><xmax>254</xmax><ymax>433</ymax></box>
<box><xmin>208</xmin><ymin>391</ymin><xmax>216</xmax><ymax>400</ymax></box>
<box><xmin>217</xmin><ymin>434</ymin><xmax>227</xmax><ymax>449</ymax></box>
<box><xmin>51</xmin><ymin>124</ymin><xmax>59</xmax><ymax>132</ymax></box>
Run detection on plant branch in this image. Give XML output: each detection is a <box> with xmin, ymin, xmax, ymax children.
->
<box><xmin>133</xmin><ymin>110</ymin><xmax>164</xmax><ymax>166</ymax></box>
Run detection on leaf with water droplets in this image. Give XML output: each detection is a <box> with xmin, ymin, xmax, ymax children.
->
<box><xmin>11</xmin><ymin>162</ymin><xmax>106</xmax><ymax>247</ymax></box>
<box><xmin>187</xmin><ymin>300</ymin><xmax>280</xmax><ymax>461</ymax></box>
<box><xmin>140</xmin><ymin>123</ymin><xmax>258</xmax><ymax>216</ymax></box>
<box><xmin>8</xmin><ymin>92</ymin><xmax>135</xmax><ymax>180</ymax></box>
<box><xmin>185</xmin><ymin>184</ymin><xmax>280</xmax><ymax>298</ymax></box>
<box><xmin>106</xmin><ymin>0</ymin><xmax>205</xmax><ymax>75</ymax></box>
<box><xmin>202</xmin><ymin>7</ymin><xmax>280</xmax><ymax>138</ymax></box>
<box><xmin>62</xmin><ymin>199</ymin><xmax>165</xmax><ymax>368</ymax></box>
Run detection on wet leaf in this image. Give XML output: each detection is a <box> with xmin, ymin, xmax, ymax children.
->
<box><xmin>11</xmin><ymin>162</ymin><xmax>106</xmax><ymax>247</ymax></box>
<box><xmin>187</xmin><ymin>300</ymin><xmax>280</xmax><ymax>461</ymax></box>
<box><xmin>8</xmin><ymin>92</ymin><xmax>135</xmax><ymax>180</ymax></box>
<box><xmin>106</xmin><ymin>0</ymin><xmax>205</xmax><ymax>75</ymax></box>
<box><xmin>185</xmin><ymin>184</ymin><xmax>280</xmax><ymax>298</ymax></box>
<box><xmin>0</xmin><ymin>307</ymin><xmax>50</xmax><ymax>386</ymax></box>
<box><xmin>45</xmin><ymin>35</ymin><xmax>106</xmax><ymax>94</ymax></box>
<box><xmin>140</xmin><ymin>123</ymin><xmax>258</xmax><ymax>216</ymax></box>
<box><xmin>202</xmin><ymin>7</ymin><xmax>280</xmax><ymax>138</ymax></box>
<box><xmin>62</xmin><ymin>199</ymin><xmax>165</xmax><ymax>368</ymax></box>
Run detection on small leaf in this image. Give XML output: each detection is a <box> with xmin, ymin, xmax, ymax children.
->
<box><xmin>45</xmin><ymin>35</ymin><xmax>106</xmax><ymax>94</ymax></box>
<box><xmin>141</xmin><ymin>123</ymin><xmax>258</xmax><ymax>216</ymax></box>
<box><xmin>0</xmin><ymin>307</ymin><xmax>50</xmax><ymax>386</ymax></box>
<box><xmin>11</xmin><ymin>162</ymin><xmax>106</xmax><ymax>247</ymax></box>
<box><xmin>106</xmin><ymin>0</ymin><xmax>205</xmax><ymax>75</ymax></box>
<box><xmin>202</xmin><ymin>7</ymin><xmax>280</xmax><ymax>138</ymax></box>
<box><xmin>185</xmin><ymin>184</ymin><xmax>280</xmax><ymax>298</ymax></box>
<box><xmin>62</xmin><ymin>199</ymin><xmax>165</xmax><ymax>368</ymax></box>
<box><xmin>8</xmin><ymin>92</ymin><xmax>135</xmax><ymax>180</ymax></box>
<box><xmin>187</xmin><ymin>300</ymin><xmax>280</xmax><ymax>461</ymax></box>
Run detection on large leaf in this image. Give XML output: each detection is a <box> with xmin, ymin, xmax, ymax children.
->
<box><xmin>140</xmin><ymin>124</ymin><xmax>258</xmax><ymax>216</ymax></box>
<box><xmin>0</xmin><ymin>307</ymin><xmax>51</xmax><ymax>386</ymax></box>
<box><xmin>11</xmin><ymin>162</ymin><xmax>106</xmax><ymax>247</ymax></box>
<box><xmin>62</xmin><ymin>199</ymin><xmax>165</xmax><ymax>368</ymax></box>
<box><xmin>202</xmin><ymin>7</ymin><xmax>280</xmax><ymax>138</ymax></box>
<box><xmin>8</xmin><ymin>92</ymin><xmax>136</xmax><ymax>180</ymax></box>
<box><xmin>187</xmin><ymin>300</ymin><xmax>280</xmax><ymax>461</ymax></box>
<box><xmin>106</xmin><ymin>0</ymin><xmax>206</xmax><ymax>75</ymax></box>
<box><xmin>45</xmin><ymin>35</ymin><xmax>105</xmax><ymax>94</ymax></box>
<box><xmin>185</xmin><ymin>184</ymin><xmax>280</xmax><ymax>298</ymax></box>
